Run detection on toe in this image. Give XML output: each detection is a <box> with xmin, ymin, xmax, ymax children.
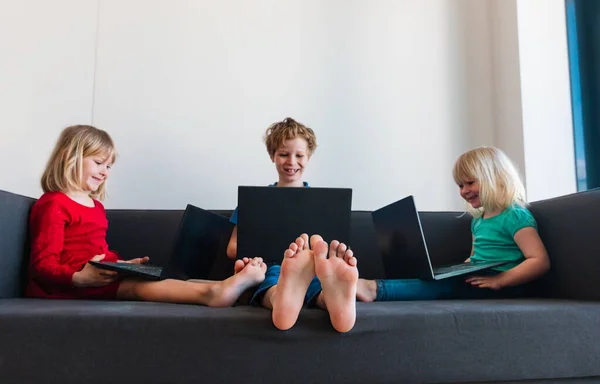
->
<box><xmin>309</xmin><ymin>234</ymin><xmax>324</xmax><ymax>250</ymax></box>
<box><xmin>313</xmin><ymin>239</ymin><xmax>329</xmax><ymax>260</ymax></box>
<box><xmin>336</xmin><ymin>243</ymin><xmax>347</xmax><ymax>258</ymax></box>
<box><xmin>343</xmin><ymin>249</ymin><xmax>354</xmax><ymax>263</ymax></box>
<box><xmin>284</xmin><ymin>248</ymin><xmax>296</xmax><ymax>259</ymax></box>
<box><xmin>329</xmin><ymin>240</ymin><xmax>340</xmax><ymax>259</ymax></box>
<box><xmin>347</xmin><ymin>256</ymin><xmax>358</xmax><ymax>267</ymax></box>
<box><xmin>289</xmin><ymin>242</ymin><xmax>299</xmax><ymax>253</ymax></box>
<box><xmin>300</xmin><ymin>233</ymin><xmax>310</xmax><ymax>249</ymax></box>
<box><xmin>234</xmin><ymin>259</ymin><xmax>245</xmax><ymax>273</ymax></box>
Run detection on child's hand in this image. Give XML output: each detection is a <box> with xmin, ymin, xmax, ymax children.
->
<box><xmin>465</xmin><ymin>274</ymin><xmax>504</xmax><ymax>290</ymax></box>
<box><xmin>117</xmin><ymin>256</ymin><xmax>150</xmax><ymax>264</ymax></box>
<box><xmin>72</xmin><ymin>254</ymin><xmax>119</xmax><ymax>287</ymax></box>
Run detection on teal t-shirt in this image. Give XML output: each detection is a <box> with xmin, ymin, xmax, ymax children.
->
<box><xmin>470</xmin><ymin>204</ymin><xmax>537</xmax><ymax>271</ymax></box>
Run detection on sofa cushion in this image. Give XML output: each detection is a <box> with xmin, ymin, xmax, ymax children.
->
<box><xmin>529</xmin><ymin>188</ymin><xmax>600</xmax><ymax>300</ymax></box>
<box><xmin>1</xmin><ymin>298</ymin><xmax>599</xmax><ymax>383</ymax></box>
<box><xmin>105</xmin><ymin>209</ymin><xmax>184</xmax><ymax>266</ymax></box>
<box><xmin>0</xmin><ymin>190</ymin><xmax>35</xmax><ymax>298</ymax></box>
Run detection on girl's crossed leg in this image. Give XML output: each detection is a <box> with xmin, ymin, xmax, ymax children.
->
<box><xmin>117</xmin><ymin>257</ymin><xmax>267</xmax><ymax>307</ymax></box>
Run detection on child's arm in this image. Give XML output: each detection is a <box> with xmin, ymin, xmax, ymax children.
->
<box><xmin>226</xmin><ymin>226</ymin><xmax>238</xmax><ymax>260</ymax></box>
<box><xmin>467</xmin><ymin>227</ymin><xmax>550</xmax><ymax>289</ymax></box>
<box><xmin>464</xmin><ymin>235</ymin><xmax>474</xmax><ymax>263</ymax></box>
<box><xmin>29</xmin><ymin>202</ymin><xmax>78</xmax><ymax>286</ymax></box>
<box><xmin>72</xmin><ymin>254</ymin><xmax>119</xmax><ymax>287</ymax></box>
<box><xmin>497</xmin><ymin>227</ymin><xmax>550</xmax><ymax>287</ymax></box>
<box><xmin>30</xmin><ymin>201</ymin><xmax>118</xmax><ymax>288</ymax></box>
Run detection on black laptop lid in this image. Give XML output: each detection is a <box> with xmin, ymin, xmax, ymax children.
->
<box><xmin>237</xmin><ymin>186</ymin><xmax>352</xmax><ymax>263</ymax></box>
<box><xmin>161</xmin><ymin>204</ymin><xmax>233</xmax><ymax>280</ymax></box>
<box><xmin>371</xmin><ymin>195</ymin><xmax>435</xmax><ymax>280</ymax></box>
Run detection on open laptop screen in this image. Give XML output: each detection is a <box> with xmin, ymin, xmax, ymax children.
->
<box><xmin>236</xmin><ymin>186</ymin><xmax>352</xmax><ymax>263</ymax></box>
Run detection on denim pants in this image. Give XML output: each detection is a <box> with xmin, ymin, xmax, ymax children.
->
<box><xmin>375</xmin><ymin>271</ymin><xmax>526</xmax><ymax>301</ymax></box>
<box><xmin>250</xmin><ymin>264</ymin><xmax>322</xmax><ymax>306</ymax></box>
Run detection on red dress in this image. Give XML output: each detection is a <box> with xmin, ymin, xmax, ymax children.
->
<box><xmin>26</xmin><ymin>192</ymin><xmax>122</xmax><ymax>299</ymax></box>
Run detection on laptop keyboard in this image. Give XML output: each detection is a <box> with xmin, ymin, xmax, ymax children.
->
<box><xmin>118</xmin><ymin>264</ymin><xmax>162</xmax><ymax>276</ymax></box>
<box><xmin>434</xmin><ymin>263</ymin><xmax>479</xmax><ymax>275</ymax></box>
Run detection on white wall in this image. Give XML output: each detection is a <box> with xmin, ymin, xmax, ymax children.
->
<box><xmin>489</xmin><ymin>0</ymin><xmax>526</xmax><ymax>183</ymax></box>
<box><xmin>515</xmin><ymin>0</ymin><xmax>577</xmax><ymax>201</ymax></box>
<box><xmin>92</xmin><ymin>0</ymin><xmax>497</xmax><ymax>211</ymax></box>
<box><xmin>488</xmin><ymin>0</ymin><xmax>576</xmax><ymax>203</ymax></box>
<box><xmin>0</xmin><ymin>0</ymin><xmax>98</xmax><ymax>197</ymax></box>
<box><xmin>0</xmin><ymin>0</ymin><xmax>576</xmax><ymax>211</ymax></box>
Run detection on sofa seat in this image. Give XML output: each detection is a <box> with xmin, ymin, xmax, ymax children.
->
<box><xmin>2</xmin><ymin>298</ymin><xmax>599</xmax><ymax>383</ymax></box>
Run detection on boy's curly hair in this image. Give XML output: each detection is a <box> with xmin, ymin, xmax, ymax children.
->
<box><xmin>264</xmin><ymin>117</ymin><xmax>317</xmax><ymax>158</ymax></box>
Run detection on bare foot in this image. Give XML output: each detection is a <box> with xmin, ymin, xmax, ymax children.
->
<box><xmin>314</xmin><ymin>236</ymin><xmax>358</xmax><ymax>333</ymax></box>
<box><xmin>207</xmin><ymin>257</ymin><xmax>266</xmax><ymax>307</ymax></box>
<box><xmin>234</xmin><ymin>257</ymin><xmax>255</xmax><ymax>274</ymax></box>
<box><xmin>272</xmin><ymin>234</ymin><xmax>315</xmax><ymax>331</ymax></box>
<box><xmin>356</xmin><ymin>278</ymin><xmax>377</xmax><ymax>302</ymax></box>
<box><xmin>187</xmin><ymin>259</ymin><xmax>256</xmax><ymax>285</ymax></box>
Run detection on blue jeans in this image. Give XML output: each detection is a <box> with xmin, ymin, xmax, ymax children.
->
<box><xmin>375</xmin><ymin>272</ymin><xmax>526</xmax><ymax>301</ymax></box>
<box><xmin>250</xmin><ymin>264</ymin><xmax>322</xmax><ymax>307</ymax></box>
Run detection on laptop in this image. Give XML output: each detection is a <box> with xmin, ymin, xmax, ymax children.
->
<box><xmin>90</xmin><ymin>204</ymin><xmax>233</xmax><ymax>280</ymax></box>
<box><xmin>371</xmin><ymin>195</ymin><xmax>508</xmax><ymax>280</ymax></box>
<box><xmin>236</xmin><ymin>186</ymin><xmax>352</xmax><ymax>263</ymax></box>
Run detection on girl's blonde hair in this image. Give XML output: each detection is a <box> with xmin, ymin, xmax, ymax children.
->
<box><xmin>41</xmin><ymin>125</ymin><xmax>116</xmax><ymax>201</ymax></box>
<box><xmin>452</xmin><ymin>146</ymin><xmax>526</xmax><ymax>217</ymax></box>
<box><xmin>264</xmin><ymin>117</ymin><xmax>317</xmax><ymax>158</ymax></box>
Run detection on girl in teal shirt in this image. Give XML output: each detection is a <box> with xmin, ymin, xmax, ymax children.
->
<box><xmin>355</xmin><ymin>146</ymin><xmax>551</xmax><ymax>301</ymax></box>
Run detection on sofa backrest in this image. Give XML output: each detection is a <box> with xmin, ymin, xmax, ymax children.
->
<box><xmin>5</xmin><ymin>187</ymin><xmax>600</xmax><ymax>301</ymax></box>
<box><xmin>104</xmin><ymin>208</ymin><xmax>474</xmax><ymax>281</ymax></box>
<box><xmin>106</xmin><ymin>210</ymin><xmax>391</xmax><ymax>280</ymax></box>
<box><xmin>0</xmin><ymin>190</ymin><xmax>35</xmax><ymax>298</ymax></box>
<box><xmin>528</xmin><ymin>188</ymin><xmax>600</xmax><ymax>300</ymax></box>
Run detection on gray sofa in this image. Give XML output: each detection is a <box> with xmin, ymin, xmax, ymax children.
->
<box><xmin>1</xmin><ymin>188</ymin><xmax>599</xmax><ymax>383</ymax></box>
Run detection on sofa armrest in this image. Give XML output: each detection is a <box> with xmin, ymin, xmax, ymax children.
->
<box><xmin>0</xmin><ymin>190</ymin><xmax>35</xmax><ymax>298</ymax></box>
<box><xmin>529</xmin><ymin>189</ymin><xmax>600</xmax><ymax>300</ymax></box>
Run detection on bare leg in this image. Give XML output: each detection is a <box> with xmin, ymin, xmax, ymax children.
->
<box><xmin>185</xmin><ymin>279</ymin><xmax>216</xmax><ymax>283</ymax></box>
<box><xmin>185</xmin><ymin>257</ymin><xmax>261</xmax><ymax>284</ymax></box>
<box><xmin>117</xmin><ymin>257</ymin><xmax>267</xmax><ymax>307</ymax></box>
<box><xmin>356</xmin><ymin>278</ymin><xmax>378</xmax><ymax>302</ymax></box>
<box><xmin>271</xmin><ymin>234</ymin><xmax>315</xmax><ymax>331</ymax></box>
<box><xmin>312</xmin><ymin>236</ymin><xmax>358</xmax><ymax>333</ymax></box>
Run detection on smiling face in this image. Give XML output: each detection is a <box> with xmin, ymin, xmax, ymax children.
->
<box><xmin>81</xmin><ymin>154</ymin><xmax>112</xmax><ymax>193</ymax></box>
<box><xmin>458</xmin><ymin>179</ymin><xmax>481</xmax><ymax>209</ymax></box>
<box><xmin>271</xmin><ymin>137</ymin><xmax>310</xmax><ymax>187</ymax></box>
